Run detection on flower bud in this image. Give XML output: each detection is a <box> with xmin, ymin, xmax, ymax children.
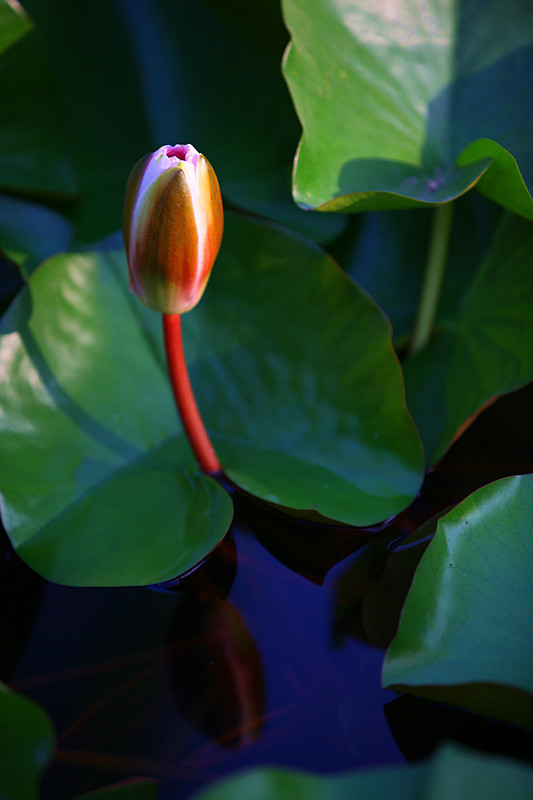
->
<box><xmin>123</xmin><ymin>144</ymin><xmax>223</xmax><ymax>314</ymax></box>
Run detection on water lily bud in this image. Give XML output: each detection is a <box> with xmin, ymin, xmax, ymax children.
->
<box><xmin>123</xmin><ymin>144</ymin><xmax>223</xmax><ymax>314</ymax></box>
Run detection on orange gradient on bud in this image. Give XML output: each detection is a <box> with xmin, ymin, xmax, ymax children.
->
<box><xmin>123</xmin><ymin>144</ymin><xmax>223</xmax><ymax>314</ymax></box>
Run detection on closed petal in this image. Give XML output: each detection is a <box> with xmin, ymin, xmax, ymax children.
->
<box><xmin>123</xmin><ymin>144</ymin><xmax>223</xmax><ymax>314</ymax></box>
<box><xmin>133</xmin><ymin>167</ymin><xmax>201</xmax><ymax>313</ymax></box>
<box><xmin>122</xmin><ymin>152</ymin><xmax>151</xmax><ymax>260</ymax></box>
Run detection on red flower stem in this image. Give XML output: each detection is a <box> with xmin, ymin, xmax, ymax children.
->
<box><xmin>162</xmin><ymin>313</ymin><xmax>221</xmax><ymax>474</ymax></box>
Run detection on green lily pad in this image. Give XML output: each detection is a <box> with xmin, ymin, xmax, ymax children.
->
<box><xmin>189</xmin><ymin>744</ymin><xmax>533</xmax><ymax>800</ymax></box>
<box><xmin>0</xmin><ymin>0</ymin><xmax>32</xmax><ymax>56</ymax></box>
<box><xmin>382</xmin><ymin>474</ymin><xmax>533</xmax><ymax>731</ymax></box>
<box><xmin>0</xmin><ymin>214</ymin><xmax>422</xmax><ymax>585</ymax></box>
<box><xmin>0</xmin><ymin>251</ymin><xmax>233</xmax><ymax>587</ymax></box>
<box><xmin>402</xmin><ymin>212</ymin><xmax>533</xmax><ymax>464</ymax></box>
<box><xmin>188</xmin><ymin>214</ymin><xmax>423</xmax><ymax>524</ymax></box>
<box><xmin>0</xmin><ymin>682</ymin><xmax>55</xmax><ymax>800</ymax></box>
<box><xmin>282</xmin><ymin>0</ymin><xmax>533</xmax><ymax>216</ymax></box>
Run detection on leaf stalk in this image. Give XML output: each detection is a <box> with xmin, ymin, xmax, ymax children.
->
<box><xmin>409</xmin><ymin>202</ymin><xmax>454</xmax><ymax>356</ymax></box>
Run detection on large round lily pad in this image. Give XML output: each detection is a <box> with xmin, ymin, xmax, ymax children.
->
<box><xmin>0</xmin><ymin>214</ymin><xmax>423</xmax><ymax>585</ymax></box>
<box><xmin>282</xmin><ymin>0</ymin><xmax>533</xmax><ymax>216</ymax></box>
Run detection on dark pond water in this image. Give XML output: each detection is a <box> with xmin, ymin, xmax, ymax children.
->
<box><xmin>2</xmin><ymin>383</ymin><xmax>533</xmax><ymax>799</ymax></box>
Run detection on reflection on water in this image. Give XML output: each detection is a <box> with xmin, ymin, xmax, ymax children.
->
<box><xmin>165</xmin><ymin>592</ymin><xmax>264</xmax><ymax>749</ymax></box>
<box><xmin>4</xmin><ymin>523</ymin><xmax>402</xmax><ymax>800</ymax></box>
<box><xmin>2</xmin><ymin>383</ymin><xmax>533</xmax><ymax>799</ymax></box>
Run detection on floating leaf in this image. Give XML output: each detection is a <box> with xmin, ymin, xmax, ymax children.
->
<box><xmin>0</xmin><ymin>682</ymin><xmax>55</xmax><ymax>800</ymax></box>
<box><xmin>0</xmin><ymin>251</ymin><xmax>233</xmax><ymax>587</ymax></box>
<box><xmin>189</xmin><ymin>214</ymin><xmax>423</xmax><ymax>524</ymax></box>
<box><xmin>402</xmin><ymin>213</ymin><xmax>533</xmax><ymax>464</ymax></box>
<box><xmin>0</xmin><ymin>214</ymin><xmax>422</xmax><ymax>585</ymax></box>
<box><xmin>189</xmin><ymin>744</ymin><xmax>533</xmax><ymax>800</ymax></box>
<box><xmin>282</xmin><ymin>0</ymin><xmax>533</xmax><ymax>215</ymax></box>
<box><xmin>383</xmin><ymin>475</ymin><xmax>533</xmax><ymax>731</ymax></box>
